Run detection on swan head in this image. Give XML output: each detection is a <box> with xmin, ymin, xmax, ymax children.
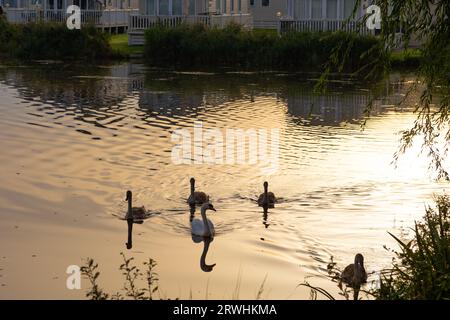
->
<box><xmin>354</xmin><ymin>253</ymin><xmax>364</xmax><ymax>267</ymax></box>
<box><xmin>201</xmin><ymin>202</ymin><xmax>216</xmax><ymax>212</ymax></box>
<box><xmin>190</xmin><ymin>177</ymin><xmax>195</xmax><ymax>185</ymax></box>
<box><xmin>263</xmin><ymin>181</ymin><xmax>268</xmax><ymax>189</ymax></box>
<box><xmin>126</xmin><ymin>242</ymin><xmax>132</xmax><ymax>249</ymax></box>
<box><xmin>125</xmin><ymin>190</ymin><xmax>132</xmax><ymax>201</ymax></box>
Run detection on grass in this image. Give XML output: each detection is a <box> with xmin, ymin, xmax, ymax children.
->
<box><xmin>301</xmin><ymin>194</ymin><xmax>450</xmax><ymax>300</ymax></box>
<box><xmin>390</xmin><ymin>48</ymin><xmax>422</xmax><ymax>68</ymax></box>
<box><xmin>80</xmin><ymin>253</ymin><xmax>269</xmax><ymax>300</ymax></box>
<box><xmin>109</xmin><ymin>34</ymin><xmax>144</xmax><ymax>57</ymax></box>
<box><xmin>374</xmin><ymin>194</ymin><xmax>450</xmax><ymax>299</ymax></box>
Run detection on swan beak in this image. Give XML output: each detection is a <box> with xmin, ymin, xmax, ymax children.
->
<box><xmin>211</xmin><ymin>208</ymin><xmax>216</xmax><ymax>212</ymax></box>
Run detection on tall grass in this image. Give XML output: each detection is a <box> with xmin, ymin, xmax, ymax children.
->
<box><xmin>301</xmin><ymin>194</ymin><xmax>450</xmax><ymax>300</ymax></box>
<box><xmin>144</xmin><ymin>23</ymin><xmax>384</xmax><ymax>74</ymax></box>
<box><xmin>373</xmin><ymin>195</ymin><xmax>450</xmax><ymax>300</ymax></box>
<box><xmin>0</xmin><ymin>16</ymin><xmax>114</xmax><ymax>60</ymax></box>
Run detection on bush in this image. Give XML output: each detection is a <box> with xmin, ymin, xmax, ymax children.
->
<box><xmin>0</xmin><ymin>16</ymin><xmax>113</xmax><ymax>60</ymax></box>
<box><xmin>374</xmin><ymin>194</ymin><xmax>450</xmax><ymax>300</ymax></box>
<box><xmin>144</xmin><ymin>23</ymin><xmax>384</xmax><ymax>74</ymax></box>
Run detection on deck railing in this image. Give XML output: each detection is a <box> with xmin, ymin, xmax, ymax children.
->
<box><xmin>129</xmin><ymin>14</ymin><xmax>252</xmax><ymax>31</ymax></box>
<box><xmin>5</xmin><ymin>8</ymin><xmax>139</xmax><ymax>28</ymax></box>
<box><xmin>279</xmin><ymin>19</ymin><xmax>371</xmax><ymax>35</ymax></box>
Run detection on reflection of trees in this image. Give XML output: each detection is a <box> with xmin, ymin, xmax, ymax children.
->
<box><xmin>0</xmin><ymin>63</ymin><xmax>410</xmax><ymax>130</ymax></box>
<box><xmin>0</xmin><ymin>64</ymin><xmax>139</xmax><ymax>130</ymax></box>
<box><xmin>141</xmin><ymin>70</ymin><xmax>407</xmax><ymax>126</ymax></box>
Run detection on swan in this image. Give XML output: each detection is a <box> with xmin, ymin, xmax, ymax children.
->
<box><xmin>340</xmin><ymin>253</ymin><xmax>368</xmax><ymax>300</ymax></box>
<box><xmin>125</xmin><ymin>190</ymin><xmax>147</xmax><ymax>222</ymax></box>
<box><xmin>191</xmin><ymin>202</ymin><xmax>216</xmax><ymax>237</ymax></box>
<box><xmin>187</xmin><ymin>177</ymin><xmax>209</xmax><ymax>206</ymax></box>
<box><xmin>341</xmin><ymin>253</ymin><xmax>368</xmax><ymax>286</ymax></box>
<box><xmin>257</xmin><ymin>181</ymin><xmax>276</xmax><ymax>208</ymax></box>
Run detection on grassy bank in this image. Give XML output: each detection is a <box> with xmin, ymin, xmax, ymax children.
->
<box><xmin>390</xmin><ymin>49</ymin><xmax>422</xmax><ymax>69</ymax></box>
<box><xmin>144</xmin><ymin>23</ymin><xmax>384</xmax><ymax>74</ymax></box>
<box><xmin>110</xmin><ymin>34</ymin><xmax>144</xmax><ymax>57</ymax></box>
<box><xmin>0</xmin><ymin>16</ymin><xmax>114</xmax><ymax>61</ymax></box>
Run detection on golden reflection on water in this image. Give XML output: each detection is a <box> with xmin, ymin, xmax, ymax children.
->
<box><xmin>0</xmin><ymin>63</ymin><xmax>447</xmax><ymax>299</ymax></box>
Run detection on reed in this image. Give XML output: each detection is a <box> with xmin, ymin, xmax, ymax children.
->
<box><xmin>143</xmin><ymin>23</ymin><xmax>383</xmax><ymax>75</ymax></box>
<box><xmin>373</xmin><ymin>194</ymin><xmax>450</xmax><ymax>300</ymax></box>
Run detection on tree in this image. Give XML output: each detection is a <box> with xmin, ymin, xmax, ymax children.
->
<box><xmin>321</xmin><ymin>0</ymin><xmax>450</xmax><ymax>179</ymax></box>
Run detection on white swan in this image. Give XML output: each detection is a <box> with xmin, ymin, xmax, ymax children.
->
<box><xmin>191</xmin><ymin>202</ymin><xmax>216</xmax><ymax>237</ymax></box>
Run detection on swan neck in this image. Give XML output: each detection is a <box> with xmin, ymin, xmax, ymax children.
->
<box><xmin>190</xmin><ymin>181</ymin><xmax>195</xmax><ymax>195</ymax></box>
<box><xmin>127</xmin><ymin>195</ymin><xmax>132</xmax><ymax>217</ymax></box>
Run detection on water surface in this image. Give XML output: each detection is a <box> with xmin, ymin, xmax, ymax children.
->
<box><xmin>0</xmin><ymin>63</ymin><xmax>447</xmax><ymax>299</ymax></box>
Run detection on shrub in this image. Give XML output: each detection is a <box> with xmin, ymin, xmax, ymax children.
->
<box><xmin>0</xmin><ymin>17</ymin><xmax>113</xmax><ymax>61</ymax></box>
<box><xmin>373</xmin><ymin>194</ymin><xmax>450</xmax><ymax>300</ymax></box>
<box><xmin>144</xmin><ymin>23</ymin><xmax>383</xmax><ymax>74</ymax></box>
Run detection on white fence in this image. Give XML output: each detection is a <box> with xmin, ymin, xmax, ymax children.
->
<box><xmin>279</xmin><ymin>19</ymin><xmax>371</xmax><ymax>35</ymax></box>
<box><xmin>129</xmin><ymin>14</ymin><xmax>253</xmax><ymax>31</ymax></box>
<box><xmin>5</xmin><ymin>8</ymin><xmax>139</xmax><ymax>28</ymax></box>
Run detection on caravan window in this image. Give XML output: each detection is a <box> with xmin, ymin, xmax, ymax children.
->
<box><xmin>146</xmin><ymin>0</ymin><xmax>155</xmax><ymax>15</ymax></box>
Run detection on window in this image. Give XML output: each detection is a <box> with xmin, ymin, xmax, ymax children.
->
<box><xmin>344</xmin><ymin>0</ymin><xmax>357</xmax><ymax>18</ymax></box>
<box><xmin>238</xmin><ymin>0</ymin><xmax>241</xmax><ymax>12</ymax></box>
<box><xmin>311</xmin><ymin>0</ymin><xmax>322</xmax><ymax>19</ymax></box>
<box><xmin>262</xmin><ymin>0</ymin><xmax>269</xmax><ymax>7</ymax></box>
<box><xmin>230</xmin><ymin>0</ymin><xmax>234</xmax><ymax>12</ymax></box>
<box><xmin>294</xmin><ymin>0</ymin><xmax>308</xmax><ymax>19</ymax></box>
<box><xmin>173</xmin><ymin>0</ymin><xmax>182</xmax><ymax>15</ymax></box>
<box><xmin>159</xmin><ymin>0</ymin><xmax>169</xmax><ymax>15</ymax></box>
<box><xmin>146</xmin><ymin>0</ymin><xmax>155</xmax><ymax>15</ymax></box>
<box><xmin>216</xmin><ymin>0</ymin><xmax>221</xmax><ymax>13</ymax></box>
<box><xmin>250</xmin><ymin>0</ymin><xmax>254</xmax><ymax>5</ymax></box>
<box><xmin>326</xmin><ymin>0</ymin><xmax>338</xmax><ymax>19</ymax></box>
<box><xmin>188</xmin><ymin>0</ymin><xmax>196</xmax><ymax>15</ymax></box>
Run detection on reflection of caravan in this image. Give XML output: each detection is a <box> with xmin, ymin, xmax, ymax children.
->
<box><xmin>285</xmin><ymin>89</ymin><xmax>372</xmax><ymax>125</ymax></box>
<box><xmin>251</xmin><ymin>0</ymin><xmax>367</xmax><ymax>31</ymax></box>
<box><xmin>139</xmin><ymin>91</ymin><xmax>203</xmax><ymax>115</ymax></box>
<box><xmin>3</xmin><ymin>0</ymin><xmax>139</xmax><ymax>30</ymax></box>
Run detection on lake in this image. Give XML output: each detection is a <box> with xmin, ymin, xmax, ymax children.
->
<box><xmin>0</xmin><ymin>62</ymin><xmax>447</xmax><ymax>299</ymax></box>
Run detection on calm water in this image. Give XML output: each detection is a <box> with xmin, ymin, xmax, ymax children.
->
<box><xmin>0</xmin><ymin>63</ymin><xmax>447</xmax><ymax>299</ymax></box>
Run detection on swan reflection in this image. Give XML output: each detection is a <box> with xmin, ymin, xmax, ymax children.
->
<box><xmin>192</xmin><ymin>235</ymin><xmax>216</xmax><ymax>272</ymax></box>
<box><xmin>262</xmin><ymin>205</ymin><xmax>270</xmax><ymax>229</ymax></box>
<box><xmin>190</xmin><ymin>204</ymin><xmax>216</xmax><ymax>272</ymax></box>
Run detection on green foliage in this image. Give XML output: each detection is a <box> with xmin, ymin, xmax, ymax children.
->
<box><xmin>373</xmin><ymin>194</ymin><xmax>450</xmax><ymax>300</ymax></box>
<box><xmin>81</xmin><ymin>253</ymin><xmax>160</xmax><ymax>300</ymax></box>
<box><xmin>0</xmin><ymin>16</ymin><xmax>113</xmax><ymax>60</ymax></box>
<box><xmin>80</xmin><ymin>258</ymin><xmax>109</xmax><ymax>300</ymax></box>
<box><xmin>144</xmin><ymin>23</ymin><xmax>383</xmax><ymax>73</ymax></box>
